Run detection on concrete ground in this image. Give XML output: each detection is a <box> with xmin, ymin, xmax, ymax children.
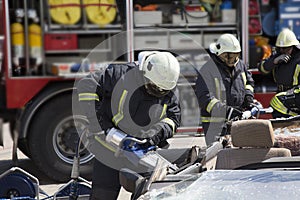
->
<box><xmin>0</xmin><ymin>123</ymin><xmax>205</xmax><ymax>199</ymax></box>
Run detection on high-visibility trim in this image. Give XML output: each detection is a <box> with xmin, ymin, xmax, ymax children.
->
<box><xmin>293</xmin><ymin>64</ymin><xmax>300</xmax><ymax>86</ymax></box>
<box><xmin>259</xmin><ymin>61</ymin><xmax>269</xmax><ymax>74</ymax></box>
<box><xmin>206</xmin><ymin>98</ymin><xmax>219</xmax><ymax>113</ymax></box>
<box><xmin>241</xmin><ymin>72</ymin><xmax>247</xmax><ymax>86</ymax></box>
<box><xmin>270</xmin><ymin>94</ymin><xmax>298</xmax><ymax>116</ymax></box>
<box><xmin>78</xmin><ymin>93</ymin><xmax>99</xmax><ymax>101</ymax></box>
<box><xmin>241</xmin><ymin>72</ymin><xmax>254</xmax><ymax>92</ymax></box>
<box><xmin>160</xmin><ymin>104</ymin><xmax>167</xmax><ymax>119</ymax></box>
<box><xmin>94</xmin><ymin>135</ymin><xmax>116</xmax><ymax>153</ymax></box>
<box><xmin>112</xmin><ymin>90</ymin><xmax>128</xmax><ymax>126</ymax></box>
<box><xmin>294</xmin><ymin>88</ymin><xmax>300</xmax><ymax>94</ymax></box>
<box><xmin>214</xmin><ymin>78</ymin><xmax>221</xmax><ymax>99</ymax></box>
<box><xmin>245</xmin><ymin>84</ymin><xmax>254</xmax><ymax>92</ymax></box>
<box><xmin>201</xmin><ymin>116</ymin><xmax>224</xmax><ymax>123</ymax></box>
<box><xmin>161</xmin><ymin>118</ymin><xmax>175</xmax><ymax>134</ymax></box>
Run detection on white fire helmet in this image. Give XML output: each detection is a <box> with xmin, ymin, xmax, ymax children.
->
<box><xmin>276</xmin><ymin>28</ymin><xmax>300</xmax><ymax>47</ymax></box>
<box><xmin>209</xmin><ymin>33</ymin><xmax>241</xmax><ymax>55</ymax></box>
<box><xmin>138</xmin><ymin>51</ymin><xmax>180</xmax><ymax>90</ymax></box>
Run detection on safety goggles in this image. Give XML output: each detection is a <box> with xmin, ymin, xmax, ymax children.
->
<box><xmin>219</xmin><ymin>52</ymin><xmax>240</xmax><ymax>67</ymax></box>
<box><xmin>276</xmin><ymin>46</ymin><xmax>293</xmax><ymax>54</ymax></box>
<box><xmin>144</xmin><ymin>82</ymin><xmax>170</xmax><ymax>97</ymax></box>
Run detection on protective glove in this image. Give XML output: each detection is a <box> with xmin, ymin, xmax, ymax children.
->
<box><xmin>244</xmin><ymin>95</ymin><xmax>254</xmax><ymax>109</ymax></box>
<box><xmin>273</xmin><ymin>54</ymin><xmax>291</xmax><ymax>64</ymax></box>
<box><xmin>139</xmin><ymin>122</ymin><xmax>169</xmax><ymax>149</ymax></box>
<box><xmin>139</xmin><ymin>135</ymin><xmax>161</xmax><ymax>149</ymax></box>
<box><xmin>226</xmin><ymin>107</ymin><xmax>243</xmax><ymax>120</ymax></box>
<box><xmin>241</xmin><ymin>110</ymin><xmax>252</xmax><ymax>119</ymax></box>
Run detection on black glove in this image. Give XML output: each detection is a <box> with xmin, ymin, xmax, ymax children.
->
<box><xmin>140</xmin><ymin>135</ymin><xmax>160</xmax><ymax>149</ymax></box>
<box><xmin>226</xmin><ymin>106</ymin><xmax>243</xmax><ymax>120</ymax></box>
<box><xmin>139</xmin><ymin>122</ymin><xmax>167</xmax><ymax>149</ymax></box>
<box><xmin>273</xmin><ymin>54</ymin><xmax>291</xmax><ymax>64</ymax></box>
<box><xmin>244</xmin><ymin>95</ymin><xmax>254</xmax><ymax>109</ymax></box>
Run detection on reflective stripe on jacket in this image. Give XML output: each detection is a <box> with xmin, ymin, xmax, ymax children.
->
<box><xmin>259</xmin><ymin>50</ymin><xmax>300</xmax><ymax>91</ymax></box>
<box><xmin>196</xmin><ymin>54</ymin><xmax>254</xmax><ymax>124</ymax></box>
<box><xmin>77</xmin><ymin>63</ymin><xmax>181</xmax><ymax>145</ymax></box>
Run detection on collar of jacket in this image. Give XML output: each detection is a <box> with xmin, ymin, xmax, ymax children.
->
<box><xmin>211</xmin><ymin>54</ymin><xmax>242</xmax><ymax>78</ymax></box>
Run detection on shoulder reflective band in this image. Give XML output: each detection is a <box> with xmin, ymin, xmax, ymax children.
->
<box><xmin>161</xmin><ymin>118</ymin><xmax>175</xmax><ymax>134</ymax></box>
<box><xmin>201</xmin><ymin>116</ymin><xmax>225</xmax><ymax>123</ymax></box>
<box><xmin>270</xmin><ymin>93</ymin><xmax>298</xmax><ymax>116</ymax></box>
<box><xmin>206</xmin><ymin>98</ymin><xmax>219</xmax><ymax>113</ymax></box>
<box><xmin>94</xmin><ymin>135</ymin><xmax>116</xmax><ymax>153</ymax></box>
<box><xmin>259</xmin><ymin>60</ymin><xmax>269</xmax><ymax>74</ymax></box>
<box><xmin>245</xmin><ymin>84</ymin><xmax>254</xmax><ymax>92</ymax></box>
<box><xmin>78</xmin><ymin>93</ymin><xmax>99</xmax><ymax>101</ymax></box>
<box><xmin>214</xmin><ymin>78</ymin><xmax>221</xmax><ymax>99</ymax></box>
<box><xmin>160</xmin><ymin>104</ymin><xmax>167</xmax><ymax>119</ymax></box>
<box><xmin>293</xmin><ymin>64</ymin><xmax>300</xmax><ymax>86</ymax></box>
<box><xmin>112</xmin><ymin>90</ymin><xmax>128</xmax><ymax>126</ymax></box>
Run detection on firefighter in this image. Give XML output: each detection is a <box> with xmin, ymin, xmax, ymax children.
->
<box><xmin>195</xmin><ymin>33</ymin><xmax>255</xmax><ymax>145</ymax></box>
<box><xmin>258</xmin><ymin>28</ymin><xmax>300</xmax><ymax>118</ymax></box>
<box><xmin>76</xmin><ymin>51</ymin><xmax>181</xmax><ymax>199</ymax></box>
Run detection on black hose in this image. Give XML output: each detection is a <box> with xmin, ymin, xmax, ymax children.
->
<box><xmin>68</xmin><ymin>128</ymin><xmax>88</xmax><ymax>200</ymax></box>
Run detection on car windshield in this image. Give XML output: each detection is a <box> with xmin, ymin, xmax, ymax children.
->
<box><xmin>138</xmin><ymin>170</ymin><xmax>300</xmax><ymax>200</ymax></box>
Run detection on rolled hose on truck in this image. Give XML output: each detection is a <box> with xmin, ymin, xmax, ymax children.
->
<box><xmin>83</xmin><ymin>0</ymin><xmax>117</xmax><ymax>26</ymax></box>
<box><xmin>48</xmin><ymin>0</ymin><xmax>81</xmax><ymax>25</ymax></box>
<box><xmin>48</xmin><ymin>0</ymin><xmax>117</xmax><ymax>26</ymax></box>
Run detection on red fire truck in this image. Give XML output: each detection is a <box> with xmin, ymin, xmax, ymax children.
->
<box><xmin>0</xmin><ymin>0</ymin><xmax>298</xmax><ymax>181</ymax></box>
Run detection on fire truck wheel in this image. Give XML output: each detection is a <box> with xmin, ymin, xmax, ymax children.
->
<box><xmin>28</xmin><ymin>93</ymin><xmax>93</xmax><ymax>182</ymax></box>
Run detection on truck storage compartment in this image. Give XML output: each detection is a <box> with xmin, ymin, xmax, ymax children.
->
<box><xmin>44</xmin><ymin>34</ymin><xmax>78</xmax><ymax>51</ymax></box>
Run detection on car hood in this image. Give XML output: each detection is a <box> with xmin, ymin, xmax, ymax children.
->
<box><xmin>138</xmin><ymin>169</ymin><xmax>300</xmax><ymax>200</ymax></box>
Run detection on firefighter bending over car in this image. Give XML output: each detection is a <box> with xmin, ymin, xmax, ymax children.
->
<box><xmin>259</xmin><ymin>28</ymin><xmax>300</xmax><ymax>118</ymax></box>
<box><xmin>196</xmin><ymin>33</ymin><xmax>255</xmax><ymax>145</ymax></box>
<box><xmin>76</xmin><ymin>51</ymin><xmax>181</xmax><ymax>200</ymax></box>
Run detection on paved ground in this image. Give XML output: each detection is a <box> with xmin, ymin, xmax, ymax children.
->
<box><xmin>0</xmin><ymin>123</ymin><xmax>205</xmax><ymax>199</ymax></box>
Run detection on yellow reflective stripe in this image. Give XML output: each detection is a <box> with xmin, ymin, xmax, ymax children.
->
<box><xmin>294</xmin><ymin>88</ymin><xmax>300</xmax><ymax>94</ymax></box>
<box><xmin>241</xmin><ymin>72</ymin><xmax>246</xmax><ymax>86</ymax></box>
<box><xmin>112</xmin><ymin>90</ymin><xmax>128</xmax><ymax>126</ymax></box>
<box><xmin>161</xmin><ymin>118</ymin><xmax>175</xmax><ymax>134</ymax></box>
<box><xmin>259</xmin><ymin>60</ymin><xmax>270</xmax><ymax>74</ymax></box>
<box><xmin>241</xmin><ymin>72</ymin><xmax>253</xmax><ymax>92</ymax></box>
<box><xmin>214</xmin><ymin>78</ymin><xmax>221</xmax><ymax>99</ymax></box>
<box><xmin>270</xmin><ymin>94</ymin><xmax>298</xmax><ymax>116</ymax></box>
<box><xmin>201</xmin><ymin>116</ymin><xmax>224</xmax><ymax>123</ymax></box>
<box><xmin>293</xmin><ymin>64</ymin><xmax>300</xmax><ymax>86</ymax></box>
<box><xmin>78</xmin><ymin>93</ymin><xmax>99</xmax><ymax>101</ymax></box>
<box><xmin>160</xmin><ymin>104</ymin><xmax>167</xmax><ymax>119</ymax></box>
<box><xmin>245</xmin><ymin>85</ymin><xmax>254</xmax><ymax>92</ymax></box>
<box><xmin>94</xmin><ymin>135</ymin><xmax>116</xmax><ymax>153</ymax></box>
<box><xmin>206</xmin><ymin>98</ymin><xmax>219</xmax><ymax>113</ymax></box>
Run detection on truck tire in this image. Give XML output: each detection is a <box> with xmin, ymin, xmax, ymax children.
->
<box><xmin>28</xmin><ymin>93</ymin><xmax>94</xmax><ymax>182</ymax></box>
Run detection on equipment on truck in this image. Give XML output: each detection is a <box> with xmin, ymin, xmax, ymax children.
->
<box><xmin>10</xmin><ymin>0</ymin><xmax>25</xmax><ymax>76</ymax></box>
<box><xmin>48</xmin><ymin>0</ymin><xmax>81</xmax><ymax>25</ymax></box>
<box><xmin>83</xmin><ymin>0</ymin><xmax>117</xmax><ymax>25</ymax></box>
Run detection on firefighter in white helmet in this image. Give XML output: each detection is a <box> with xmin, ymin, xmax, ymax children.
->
<box><xmin>196</xmin><ymin>33</ymin><xmax>255</xmax><ymax>145</ymax></box>
<box><xmin>77</xmin><ymin>51</ymin><xmax>181</xmax><ymax>199</ymax></box>
<box><xmin>259</xmin><ymin>28</ymin><xmax>300</xmax><ymax>118</ymax></box>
